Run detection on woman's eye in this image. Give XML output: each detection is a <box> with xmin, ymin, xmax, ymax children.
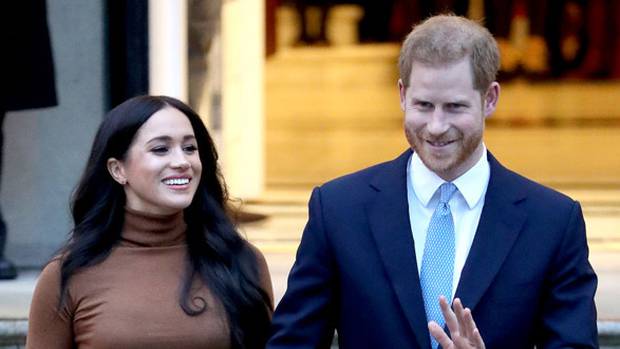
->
<box><xmin>151</xmin><ymin>146</ymin><xmax>168</xmax><ymax>154</ymax></box>
<box><xmin>183</xmin><ymin>145</ymin><xmax>198</xmax><ymax>153</ymax></box>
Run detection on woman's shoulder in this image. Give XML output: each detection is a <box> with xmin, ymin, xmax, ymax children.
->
<box><xmin>37</xmin><ymin>257</ymin><xmax>63</xmax><ymax>287</ymax></box>
<box><xmin>28</xmin><ymin>257</ymin><xmax>75</xmax><ymax>347</ymax></box>
<box><xmin>33</xmin><ymin>257</ymin><xmax>72</xmax><ymax>306</ymax></box>
<box><xmin>245</xmin><ymin>242</ymin><xmax>273</xmax><ymax>305</ymax></box>
<box><xmin>246</xmin><ymin>242</ymin><xmax>267</xmax><ymax>265</ymax></box>
<box><xmin>30</xmin><ymin>257</ymin><xmax>67</xmax><ymax>314</ymax></box>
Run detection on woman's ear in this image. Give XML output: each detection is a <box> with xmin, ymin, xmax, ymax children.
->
<box><xmin>107</xmin><ymin>158</ymin><xmax>127</xmax><ymax>185</ymax></box>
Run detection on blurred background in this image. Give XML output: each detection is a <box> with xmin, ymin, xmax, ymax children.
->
<box><xmin>1</xmin><ymin>0</ymin><xmax>619</xmax><ymax>344</ymax></box>
<box><xmin>264</xmin><ymin>0</ymin><xmax>620</xmax><ymax>186</ymax></box>
<box><xmin>257</xmin><ymin>1</ymin><xmax>620</xmax><ymax>327</ymax></box>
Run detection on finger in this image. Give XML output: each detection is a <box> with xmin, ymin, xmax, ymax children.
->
<box><xmin>428</xmin><ymin>321</ymin><xmax>454</xmax><ymax>349</ymax></box>
<box><xmin>453</xmin><ymin>298</ymin><xmax>471</xmax><ymax>338</ymax></box>
<box><xmin>439</xmin><ymin>296</ymin><xmax>459</xmax><ymax>335</ymax></box>
<box><xmin>472</xmin><ymin>328</ymin><xmax>486</xmax><ymax>349</ymax></box>
<box><xmin>453</xmin><ymin>335</ymin><xmax>472</xmax><ymax>349</ymax></box>
<box><xmin>452</xmin><ymin>327</ymin><xmax>486</xmax><ymax>349</ymax></box>
<box><xmin>461</xmin><ymin>307</ymin><xmax>476</xmax><ymax>340</ymax></box>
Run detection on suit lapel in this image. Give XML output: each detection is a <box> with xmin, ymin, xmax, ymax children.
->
<box><xmin>366</xmin><ymin>150</ymin><xmax>431</xmax><ymax>349</ymax></box>
<box><xmin>455</xmin><ymin>153</ymin><xmax>527</xmax><ymax>311</ymax></box>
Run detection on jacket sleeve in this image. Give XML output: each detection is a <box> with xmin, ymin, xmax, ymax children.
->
<box><xmin>538</xmin><ymin>201</ymin><xmax>598</xmax><ymax>348</ymax></box>
<box><xmin>267</xmin><ymin>187</ymin><xmax>337</xmax><ymax>349</ymax></box>
<box><xmin>26</xmin><ymin>260</ymin><xmax>74</xmax><ymax>349</ymax></box>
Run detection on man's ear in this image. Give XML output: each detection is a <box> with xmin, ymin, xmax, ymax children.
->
<box><xmin>398</xmin><ymin>79</ymin><xmax>407</xmax><ymax>112</ymax></box>
<box><xmin>107</xmin><ymin>158</ymin><xmax>127</xmax><ymax>185</ymax></box>
<box><xmin>483</xmin><ymin>82</ymin><xmax>500</xmax><ymax>118</ymax></box>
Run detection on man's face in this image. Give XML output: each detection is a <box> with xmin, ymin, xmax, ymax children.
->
<box><xmin>399</xmin><ymin>57</ymin><xmax>499</xmax><ymax>181</ymax></box>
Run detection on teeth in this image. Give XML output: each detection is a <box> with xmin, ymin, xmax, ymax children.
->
<box><xmin>163</xmin><ymin>178</ymin><xmax>190</xmax><ymax>185</ymax></box>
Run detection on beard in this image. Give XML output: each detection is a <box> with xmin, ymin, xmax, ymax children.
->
<box><xmin>405</xmin><ymin>125</ymin><xmax>483</xmax><ymax>180</ymax></box>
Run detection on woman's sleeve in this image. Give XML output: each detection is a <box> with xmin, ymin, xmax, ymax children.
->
<box><xmin>26</xmin><ymin>260</ymin><xmax>74</xmax><ymax>349</ymax></box>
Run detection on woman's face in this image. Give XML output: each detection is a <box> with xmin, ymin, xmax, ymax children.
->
<box><xmin>108</xmin><ymin>107</ymin><xmax>203</xmax><ymax>215</ymax></box>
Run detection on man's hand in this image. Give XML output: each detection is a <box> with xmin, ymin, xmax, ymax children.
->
<box><xmin>428</xmin><ymin>296</ymin><xmax>485</xmax><ymax>349</ymax></box>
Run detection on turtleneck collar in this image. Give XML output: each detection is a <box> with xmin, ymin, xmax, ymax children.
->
<box><xmin>121</xmin><ymin>207</ymin><xmax>187</xmax><ymax>247</ymax></box>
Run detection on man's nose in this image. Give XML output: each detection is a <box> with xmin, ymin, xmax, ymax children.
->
<box><xmin>426</xmin><ymin>110</ymin><xmax>449</xmax><ymax>135</ymax></box>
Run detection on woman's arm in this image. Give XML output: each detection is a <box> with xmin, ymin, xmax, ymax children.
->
<box><xmin>26</xmin><ymin>260</ymin><xmax>74</xmax><ymax>349</ymax></box>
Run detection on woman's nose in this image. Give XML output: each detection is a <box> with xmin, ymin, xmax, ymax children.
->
<box><xmin>170</xmin><ymin>150</ymin><xmax>191</xmax><ymax>169</ymax></box>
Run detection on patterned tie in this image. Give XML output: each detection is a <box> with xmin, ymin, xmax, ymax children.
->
<box><xmin>420</xmin><ymin>182</ymin><xmax>457</xmax><ymax>349</ymax></box>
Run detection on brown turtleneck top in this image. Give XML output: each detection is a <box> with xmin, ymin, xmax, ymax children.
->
<box><xmin>26</xmin><ymin>209</ymin><xmax>273</xmax><ymax>349</ymax></box>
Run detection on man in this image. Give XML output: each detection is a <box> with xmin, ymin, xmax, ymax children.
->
<box><xmin>268</xmin><ymin>14</ymin><xmax>598</xmax><ymax>349</ymax></box>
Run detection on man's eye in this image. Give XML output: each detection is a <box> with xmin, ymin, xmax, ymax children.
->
<box><xmin>415</xmin><ymin>102</ymin><xmax>433</xmax><ymax>109</ymax></box>
<box><xmin>447</xmin><ymin>103</ymin><xmax>465</xmax><ymax>109</ymax></box>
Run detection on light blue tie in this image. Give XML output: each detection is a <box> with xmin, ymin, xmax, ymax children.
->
<box><xmin>420</xmin><ymin>182</ymin><xmax>457</xmax><ymax>349</ymax></box>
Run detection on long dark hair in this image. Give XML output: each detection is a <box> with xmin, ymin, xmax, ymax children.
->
<box><xmin>59</xmin><ymin>95</ymin><xmax>272</xmax><ymax>348</ymax></box>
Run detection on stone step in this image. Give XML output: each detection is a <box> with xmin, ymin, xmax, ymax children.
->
<box><xmin>0</xmin><ymin>319</ymin><xmax>26</xmax><ymax>348</ymax></box>
<box><xmin>1</xmin><ymin>319</ymin><xmax>618</xmax><ymax>348</ymax></box>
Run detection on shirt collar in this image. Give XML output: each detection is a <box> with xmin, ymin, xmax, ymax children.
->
<box><xmin>409</xmin><ymin>145</ymin><xmax>490</xmax><ymax>209</ymax></box>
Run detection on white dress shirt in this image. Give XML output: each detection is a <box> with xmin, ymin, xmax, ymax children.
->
<box><xmin>406</xmin><ymin>146</ymin><xmax>490</xmax><ymax>298</ymax></box>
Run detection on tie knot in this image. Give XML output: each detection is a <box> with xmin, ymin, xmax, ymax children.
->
<box><xmin>439</xmin><ymin>182</ymin><xmax>457</xmax><ymax>204</ymax></box>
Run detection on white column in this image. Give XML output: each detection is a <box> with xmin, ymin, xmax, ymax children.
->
<box><xmin>221</xmin><ymin>0</ymin><xmax>265</xmax><ymax>199</ymax></box>
<box><xmin>149</xmin><ymin>0</ymin><xmax>188</xmax><ymax>102</ymax></box>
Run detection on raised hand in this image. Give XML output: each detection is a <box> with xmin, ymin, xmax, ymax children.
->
<box><xmin>428</xmin><ymin>296</ymin><xmax>485</xmax><ymax>349</ymax></box>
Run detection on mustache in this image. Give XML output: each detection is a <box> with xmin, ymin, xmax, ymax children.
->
<box><xmin>416</xmin><ymin>128</ymin><xmax>461</xmax><ymax>142</ymax></box>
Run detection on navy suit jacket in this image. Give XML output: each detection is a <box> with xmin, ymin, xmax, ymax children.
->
<box><xmin>268</xmin><ymin>150</ymin><xmax>598</xmax><ymax>349</ymax></box>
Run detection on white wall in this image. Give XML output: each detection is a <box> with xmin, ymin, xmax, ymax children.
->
<box><xmin>148</xmin><ymin>0</ymin><xmax>264</xmax><ymax>199</ymax></box>
<box><xmin>149</xmin><ymin>0</ymin><xmax>188</xmax><ymax>101</ymax></box>
<box><xmin>3</xmin><ymin>0</ymin><xmax>106</xmax><ymax>267</ymax></box>
<box><xmin>221</xmin><ymin>0</ymin><xmax>265</xmax><ymax>199</ymax></box>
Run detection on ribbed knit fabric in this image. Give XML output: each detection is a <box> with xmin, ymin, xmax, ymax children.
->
<box><xmin>27</xmin><ymin>208</ymin><xmax>272</xmax><ymax>349</ymax></box>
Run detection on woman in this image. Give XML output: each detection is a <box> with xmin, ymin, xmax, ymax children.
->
<box><xmin>27</xmin><ymin>95</ymin><xmax>273</xmax><ymax>348</ymax></box>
